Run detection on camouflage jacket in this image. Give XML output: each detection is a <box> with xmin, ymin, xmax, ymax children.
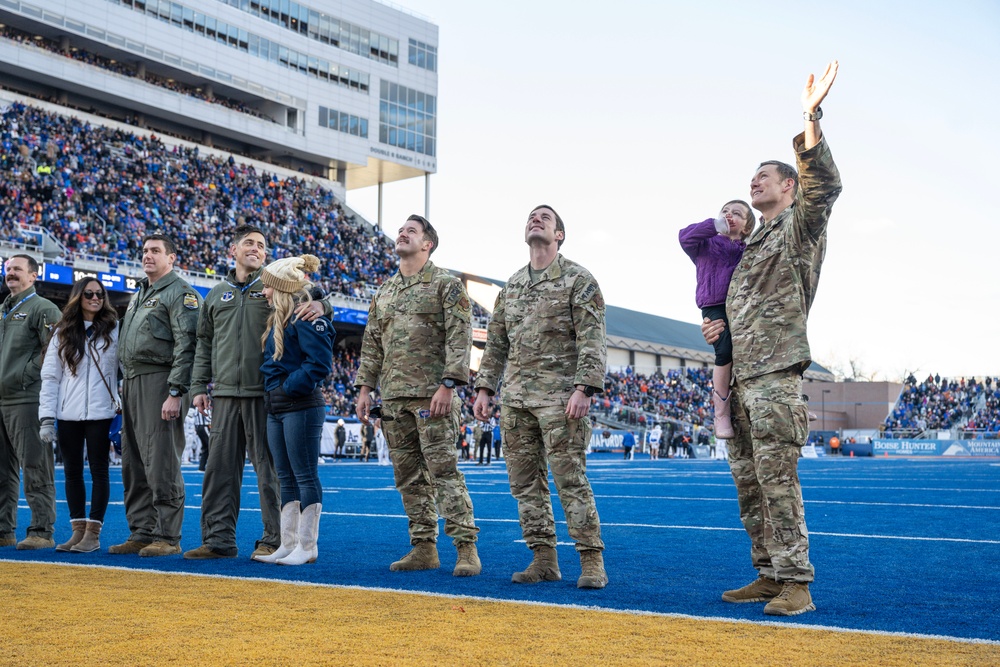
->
<box><xmin>727</xmin><ymin>134</ymin><xmax>842</xmax><ymax>382</ymax></box>
<box><xmin>0</xmin><ymin>286</ymin><xmax>61</xmax><ymax>404</ymax></box>
<box><xmin>354</xmin><ymin>260</ymin><xmax>471</xmax><ymax>400</ymax></box>
<box><xmin>475</xmin><ymin>254</ymin><xmax>606</xmax><ymax>408</ymax></box>
<box><xmin>119</xmin><ymin>271</ymin><xmax>201</xmax><ymax>392</ymax></box>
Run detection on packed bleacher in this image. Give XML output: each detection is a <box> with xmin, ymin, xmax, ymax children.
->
<box><xmin>884</xmin><ymin>374</ymin><xmax>1000</xmax><ymax>438</ymax></box>
<box><xmin>0</xmin><ymin>100</ymin><xmax>398</xmax><ymax>298</ymax></box>
<box><xmin>597</xmin><ymin>368</ymin><xmax>714</xmax><ymax>428</ymax></box>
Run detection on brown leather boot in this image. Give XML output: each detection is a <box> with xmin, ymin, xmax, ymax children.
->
<box><xmin>722</xmin><ymin>576</ymin><xmax>783</xmax><ymax>603</ymax></box>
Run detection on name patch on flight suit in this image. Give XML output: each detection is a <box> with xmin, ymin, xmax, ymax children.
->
<box><xmin>248</xmin><ymin>291</ymin><xmax>266</xmax><ymax>299</ymax></box>
<box><xmin>143</xmin><ymin>298</ymin><xmax>159</xmax><ymax>308</ymax></box>
<box><xmin>221</xmin><ymin>291</ymin><xmax>234</xmax><ymax>303</ymax></box>
<box><xmin>11</xmin><ymin>312</ymin><xmax>26</xmax><ymax>321</ymax></box>
<box><xmin>183</xmin><ymin>293</ymin><xmax>199</xmax><ymax>310</ymax></box>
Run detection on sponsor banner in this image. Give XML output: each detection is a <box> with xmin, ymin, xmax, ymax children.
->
<box><xmin>590</xmin><ymin>428</ymin><xmax>629</xmax><ymax>452</ymax></box>
<box><xmin>332</xmin><ymin>306</ymin><xmax>368</xmax><ymax>326</ymax></box>
<box><xmin>873</xmin><ymin>439</ymin><xmax>1000</xmax><ymax>457</ymax></box>
<box><xmin>872</xmin><ymin>440</ymin><xmax>942</xmax><ymax>456</ymax></box>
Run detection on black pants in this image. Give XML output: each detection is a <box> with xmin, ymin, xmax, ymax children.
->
<box><xmin>477</xmin><ymin>434</ymin><xmax>492</xmax><ymax>464</ymax></box>
<box><xmin>195</xmin><ymin>425</ymin><xmax>210</xmax><ymax>471</ymax></box>
<box><xmin>58</xmin><ymin>419</ymin><xmax>113</xmax><ymax>523</ymax></box>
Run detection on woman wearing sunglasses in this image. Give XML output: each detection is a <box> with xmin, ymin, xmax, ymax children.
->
<box><xmin>39</xmin><ymin>277</ymin><xmax>120</xmax><ymax>553</ymax></box>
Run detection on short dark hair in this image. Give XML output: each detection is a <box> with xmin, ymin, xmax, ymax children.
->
<box><xmin>231</xmin><ymin>224</ymin><xmax>266</xmax><ymax>245</ymax></box>
<box><xmin>758</xmin><ymin>160</ymin><xmax>798</xmax><ymax>194</ymax></box>
<box><xmin>407</xmin><ymin>214</ymin><xmax>439</xmax><ymax>255</ymax></box>
<box><xmin>531</xmin><ymin>205</ymin><xmax>565</xmax><ymax>247</ymax></box>
<box><xmin>9</xmin><ymin>253</ymin><xmax>38</xmax><ymax>274</ymax></box>
<box><xmin>142</xmin><ymin>233</ymin><xmax>177</xmax><ymax>256</ymax></box>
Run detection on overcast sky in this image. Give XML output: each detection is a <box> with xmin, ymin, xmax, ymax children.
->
<box><xmin>350</xmin><ymin>0</ymin><xmax>1000</xmax><ymax>381</ymax></box>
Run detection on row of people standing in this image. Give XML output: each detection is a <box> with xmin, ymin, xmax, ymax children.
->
<box><xmin>0</xmin><ymin>230</ymin><xmax>334</xmax><ymax>567</ymax></box>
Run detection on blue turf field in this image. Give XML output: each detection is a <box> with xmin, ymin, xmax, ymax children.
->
<box><xmin>5</xmin><ymin>455</ymin><xmax>999</xmax><ymax>642</ymax></box>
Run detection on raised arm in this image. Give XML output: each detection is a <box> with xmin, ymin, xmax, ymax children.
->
<box><xmin>802</xmin><ymin>60</ymin><xmax>838</xmax><ymax>150</ymax></box>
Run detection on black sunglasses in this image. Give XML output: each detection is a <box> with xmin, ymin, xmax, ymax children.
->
<box><xmin>82</xmin><ymin>290</ymin><xmax>105</xmax><ymax>300</ymax></box>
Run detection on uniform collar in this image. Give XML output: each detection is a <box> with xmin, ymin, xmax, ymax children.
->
<box><xmin>3</xmin><ymin>285</ymin><xmax>36</xmax><ymax>306</ymax></box>
<box><xmin>139</xmin><ymin>270</ymin><xmax>181</xmax><ymax>293</ymax></box>
<box><xmin>747</xmin><ymin>206</ymin><xmax>793</xmax><ymax>245</ymax></box>
<box><xmin>396</xmin><ymin>260</ymin><xmax>436</xmax><ymax>288</ymax></box>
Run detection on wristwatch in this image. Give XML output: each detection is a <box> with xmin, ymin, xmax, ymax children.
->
<box><xmin>576</xmin><ymin>385</ymin><xmax>596</xmax><ymax>398</ymax></box>
<box><xmin>803</xmin><ymin>107</ymin><xmax>823</xmax><ymax>121</ymax></box>
<box><xmin>169</xmin><ymin>387</ymin><xmax>182</xmax><ymax>398</ymax></box>
<box><xmin>441</xmin><ymin>378</ymin><xmax>456</xmax><ymax>389</ymax></box>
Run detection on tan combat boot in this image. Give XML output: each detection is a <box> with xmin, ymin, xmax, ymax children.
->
<box><xmin>56</xmin><ymin>520</ymin><xmax>88</xmax><ymax>552</ymax></box>
<box><xmin>453</xmin><ymin>542</ymin><xmax>481</xmax><ymax>577</ymax></box>
<box><xmin>70</xmin><ymin>520</ymin><xmax>102</xmax><ymax>553</ymax></box>
<box><xmin>108</xmin><ymin>539</ymin><xmax>152</xmax><ymax>555</ymax></box>
<box><xmin>722</xmin><ymin>575</ymin><xmax>783</xmax><ymax>603</ymax></box>
<box><xmin>390</xmin><ymin>541</ymin><xmax>440</xmax><ymax>571</ymax></box>
<box><xmin>763</xmin><ymin>582</ymin><xmax>816</xmax><ymax>616</ymax></box>
<box><xmin>511</xmin><ymin>545</ymin><xmax>561</xmax><ymax>583</ymax></box>
<box><xmin>139</xmin><ymin>541</ymin><xmax>182</xmax><ymax>557</ymax></box>
<box><xmin>16</xmin><ymin>535</ymin><xmax>55</xmax><ymax>550</ymax></box>
<box><xmin>577</xmin><ymin>550</ymin><xmax>608</xmax><ymax>589</ymax></box>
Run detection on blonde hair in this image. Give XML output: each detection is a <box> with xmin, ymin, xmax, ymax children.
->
<box><xmin>260</xmin><ymin>254</ymin><xmax>320</xmax><ymax>360</ymax></box>
<box><xmin>261</xmin><ymin>289</ymin><xmax>314</xmax><ymax>360</ymax></box>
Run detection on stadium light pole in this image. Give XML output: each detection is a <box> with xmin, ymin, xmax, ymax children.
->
<box><xmin>822</xmin><ymin>389</ymin><xmax>831</xmax><ymax>431</ymax></box>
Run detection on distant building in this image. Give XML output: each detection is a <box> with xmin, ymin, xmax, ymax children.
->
<box><xmin>0</xmin><ymin>0</ymin><xmax>438</xmax><ymax>201</ymax></box>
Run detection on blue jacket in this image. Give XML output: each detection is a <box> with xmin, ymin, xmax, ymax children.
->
<box><xmin>261</xmin><ymin>316</ymin><xmax>335</xmax><ymax>397</ymax></box>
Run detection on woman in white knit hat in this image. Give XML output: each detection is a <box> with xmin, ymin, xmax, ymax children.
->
<box><xmin>254</xmin><ymin>254</ymin><xmax>335</xmax><ymax>566</ymax></box>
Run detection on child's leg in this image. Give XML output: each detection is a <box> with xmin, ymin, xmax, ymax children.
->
<box><xmin>713</xmin><ymin>363</ymin><xmax>735</xmax><ymax>438</ymax></box>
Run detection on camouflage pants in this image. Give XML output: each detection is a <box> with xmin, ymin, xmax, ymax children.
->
<box><xmin>501</xmin><ymin>404</ymin><xmax>603</xmax><ymax>552</ymax></box>
<box><xmin>382</xmin><ymin>395</ymin><xmax>478</xmax><ymax>546</ymax></box>
<box><xmin>728</xmin><ymin>368</ymin><xmax>814</xmax><ymax>583</ymax></box>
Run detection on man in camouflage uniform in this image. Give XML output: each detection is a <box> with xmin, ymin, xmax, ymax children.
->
<box><xmin>474</xmin><ymin>205</ymin><xmax>608</xmax><ymax>590</ymax></box>
<box><xmin>0</xmin><ymin>255</ymin><xmax>61</xmax><ymax>550</ymax></box>
<box><xmin>354</xmin><ymin>214</ymin><xmax>481</xmax><ymax>577</ymax></box>
<box><xmin>110</xmin><ymin>234</ymin><xmax>201</xmax><ymax>557</ymax></box>
<box><xmin>184</xmin><ymin>225</ymin><xmax>281</xmax><ymax>561</ymax></box>
<box><xmin>703</xmin><ymin>62</ymin><xmax>842</xmax><ymax>616</ymax></box>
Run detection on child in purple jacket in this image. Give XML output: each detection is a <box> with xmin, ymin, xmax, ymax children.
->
<box><xmin>678</xmin><ymin>200</ymin><xmax>755</xmax><ymax>438</ymax></box>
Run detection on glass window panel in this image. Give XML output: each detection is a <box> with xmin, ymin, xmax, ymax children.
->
<box><xmin>318</xmin><ymin>107</ymin><xmax>328</xmax><ymax>127</ymax></box>
<box><xmin>379</xmin><ymin>125</ymin><xmax>387</xmax><ymax>143</ymax></box>
<box><xmin>360</xmin><ymin>119</ymin><xmax>368</xmax><ymax>138</ymax></box>
<box><xmin>340</xmin><ymin>113</ymin><xmax>349</xmax><ymax>133</ymax></box>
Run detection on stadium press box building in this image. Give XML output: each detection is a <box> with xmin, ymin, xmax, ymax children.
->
<box><xmin>0</xmin><ymin>0</ymin><xmax>438</xmax><ymax>202</ymax></box>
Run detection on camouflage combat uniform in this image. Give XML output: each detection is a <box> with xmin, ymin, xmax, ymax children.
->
<box><xmin>726</xmin><ymin>134</ymin><xmax>842</xmax><ymax>583</ymax></box>
<box><xmin>354</xmin><ymin>260</ymin><xmax>478</xmax><ymax>546</ymax></box>
<box><xmin>476</xmin><ymin>254</ymin><xmax>606</xmax><ymax>552</ymax></box>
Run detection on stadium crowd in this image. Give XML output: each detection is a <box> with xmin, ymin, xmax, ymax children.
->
<box><xmin>600</xmin><ymin>368</ymin><xmax>714</xmax><ymax>428</ymax></box>
<box><xmin>884</xmin><ymin>374</ymin><xmax>999</xmax><ymax>436</ymax></box>
<box><xmin>0</xmin><ymin>100</ymin><xmax>398</xmax><ymax>298</ymax></box>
